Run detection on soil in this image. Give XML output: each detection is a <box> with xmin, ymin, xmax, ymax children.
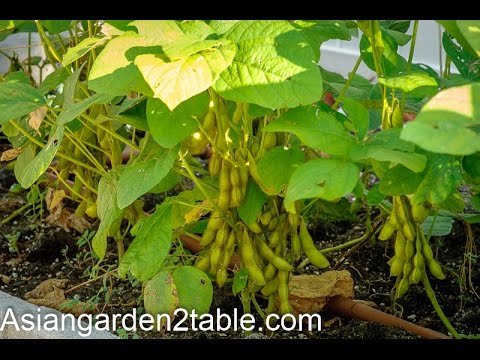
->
<box><xmin>1</xmin><ymin>156</ymin><xmax>479</xmax><ymax>339</ymax></box>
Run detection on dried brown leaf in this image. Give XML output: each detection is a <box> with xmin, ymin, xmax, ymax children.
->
<box><xmin>1</xmin><ymin>148</ymin><xmax>22</xmax><ymax>162</ymax></box>
<box><xmin>288</xmin><ymin>270</ymin><xmax>354</xmax><ymax>315</ymax></box>
<box><xmin>28</xmin><ymin>106</ymin><xmax>47</xmax><ymax>135</ymax></box>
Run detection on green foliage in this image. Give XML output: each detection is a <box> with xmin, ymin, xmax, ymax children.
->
<box><xmin>1</xmin><ymin>19</ymin><xmax>479</xmax><ymax>329</ymax></box>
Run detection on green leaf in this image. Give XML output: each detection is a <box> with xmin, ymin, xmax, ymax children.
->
<box><xmin>0</xmin><ymin>83</ymin><xmax>46</xmax><ymax>125</ymax></box>
<box><xmin>135</xmin><ymin>38</ymin><xmax>235</xmax><ymax>110</ymax></box>
<box><xmin>208</xmin><ymin>20</ymin><xmax>239</xmax><ymax>35</ymax></box>
<box><xmin>38</xmin><ymin>67</ymin><xmax>69</xmax><ymax>95</ymax></box>
<box><xmin>379</xmin><ymin>164</ymin><xmax>424</xmax><ymax>195</ymax></box>
<box><xmin>144</xmin><ymin>271</ymin><xmax>178</xmax><ymax>320</ymax></box>
<box><xmin>412</xmin><ymin>154</ymin><xmax>462</xmax><ymax>206</ymax></box>
<box><xmin>62</xmin><ymin>36</ymin><xmax>110</xmax><ymax>67</ymax></box>
<box><xmin>350</xmin><ymin>145</ymin><xmax>426</xmax><ymax>173</ymax></box>
<box><xmin>57</xmin><ymin>93</ymin><xmax>115</xmax><ymax>126</ymax></box>
<box><xmin>442</xmin><ymin>33</ymin><xmax>480</xmax><ymax>81</ymax></box>
<box><xmin>340</xmin><ymin>97</ymin><xmax>369</xmax><ymax>140</ymax></box>
<box><xmin>237</xmin><ymin>178</ymin><xmax>268</xmax><ymax>227</ymax></box>
<box><xmin>463</xmin><ymin>152</ymin><xmax>480</xmax><ymax>181</ymax></box>
<box><xmin>40</xmin><ymin>20</ymin><xmax>71</xmax><ymax>34</ymax></box>
<box><xmin>147</xmin><ymin>91</ymin><xmax>209</xmax><ymax>148</ymax></box>
<box><xmin>421</xmin><ymin>216</ymin><xmax>453</xmax><ymax>237</ymax></box>
<box><xmin>172</xmin><ymin>266</ymin><xmax>213</xmax><ymax>315</ymax></box>
<box><xmin>400</xmin><ymin>83</ymin><xmax>480</xmax><ymax>155</ymax></box>
<box><xmin>378</xmin><ymin>71</ymin><xmax>438</xmax><ymax>95</ymax></box>
<box><xmin>213</xmin><ymin>20</ymin><xmax>323</xmax><ymax>109</ymax></box>
<box><xmin>264</xmin><ymin>105</ymin><xmax>358</xmax><ymax>157</ymax></box>
<box><xmin>117</xmin><ymin>139</ymin><xmax>178</xmax><ymax>209</ymax></box>
<box><xmin>88</xmin><ymin>32</ymin><xmax>160</xmax><ymax>96</ymax></box>
<box><xmin>437</xmin><ymin>191</ymin><xmax>465</xmax><ymax>212</ymax></box>
<box><xmin>360</xmin><ymin>30</ymin><xmax>406</xmax><ymax>76</ymax></box>
<box><xmin>178</xmin><ymin>20</ymin><xmax>214</xmax><ymax>39</ymax></box>
<box><xmin>17</xmin><ymin>125</ymin><xmax>64</xmax><ymax>188</ymax></box>
<box><xmin>92</xmin><ymin>166</ymin><xmax>125</xmax><ymax>260</ymax></box>
<box><xmin>293</xmin><ymin>20</ymin><xmax>351</xmax><ymax>60</ymax></box>
<box><xmin>381</xmin><ymin>28</ymin><xmax>412</xmax><ymax>46</ymax></box>
<box><xmin>118</xmin><ymin>203</ymin><xmax>172</xmax><ymax>281</ymax></box>
<box><xmin>438</xmin><ymin>20</ymin><xmax>479</xmax><ymax>58</ymax></box>
<box><xmin>368</xmin><ymin>128</ymin><xmax>414</xmax><ymax>152</ymax></box>
<box><xmin>171</xmin><ymin>190</ymin><xmax>201</xmax><ymax>230</ymax></box>
<box><xmin>284</xmin><ymin>159</ymin><xmax>359</xmax><ymax>213</ymax></box>
<box><xmin>13</xmin><ymin>143</ymin><xmax>36</xmax><ymax>183</ymax></box>
<box><xmin>470</xmin><ymin>194</ymin><xmax>480</xmax><ymax>211</ymax></box>
<box><xmin>366</xmin><ymin>184</ymin><xmax>385</xmax><ymax>205</ymax></box>
<box><xmin>4</xmin><ymin>71</ymin><xmax>31</xmax><ymax>85</ymax></box>
<box><xmin>149</xmin><ymin>169</ymin><xmax>181</xmax><ymax>194</ymax></box>
<box><xmin>232</xmin><ymin>268</ymin><xmax>249</xmax><ymax>296</ymax></box>
<box><xmin>257</xmin><ymin>146</ymin><xmax>305</xmax><ymax>195</ymax></box>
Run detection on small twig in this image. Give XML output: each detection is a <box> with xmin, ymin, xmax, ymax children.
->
<box><xmin>64</xmin><ymin>270</ymin><xmax>116</xmax><ymax>295</ymax></box>
<box><xmin>332</xmin><ymin>219</ymin><xmax>383</xmax><ymax>270</ymax></box>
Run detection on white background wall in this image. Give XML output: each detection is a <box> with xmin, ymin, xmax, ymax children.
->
<box><xmin>319</xmin><ymin>20</ymin><xmax>446</xmax><ymax>79</ymax></box>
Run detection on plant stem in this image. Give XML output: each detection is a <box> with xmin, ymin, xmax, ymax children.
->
<box><xmin>332</xmin><ymin>55</ymin><xmax>363</xmax><ymax>109</ymax></box>
<box><xmin>49</xmin><ymin>167</ymin><xmax>89</xmax><ymax>202</ymax></box>
<box><xmin>81</xmin><ymin>114</ymin><xmax>140</xmax><ymax>151</ymax></box>
<box><xmin>34</xmin><ymin>20</ymin><xmax>61</xmax><ymax>67</ymax></box>
<box><xmin>0</xmin><ymin>202</ymin><xmax>33</xmax><ymax>225</ymax></box>
<box><xmin>9</xmin><ymin>119</ymin><xmax>103</xmax><ymax>176</ymax></box>
<box><xmin>178</xmin><ymin>150</ymin><xmax>221</xmax><ymax>214</ymax></box>
<box><xmin>401</xmin><ymin>20</ymin><xmax>419</xmax><ymax>112</ymax></box>
<box><xmin>422</xmin><ymin>273</ymin><xmax>461</xmax><ymax>339</ymax></box>
<box><xmin>298</xmin><ymin>234</ymin><xmax>367</xmax><ymax>269</ymax></box>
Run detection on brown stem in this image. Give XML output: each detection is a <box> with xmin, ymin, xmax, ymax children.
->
<box><xmin>326</xmin><ymin>296</ymin><xmax>451</xmax><ymax>339</ymax></box>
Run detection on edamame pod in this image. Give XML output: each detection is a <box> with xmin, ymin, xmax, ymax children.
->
<box><xmin>240</xmin><ymin>230</ymin><xmax>266</xmax><ymax>285</ymax></box>
<box><xmin>257</xmin><ymin>237</ymin><xmax>293</xmax><ymax>272</ymax></box>
<box><xmin>299</xmin><ymin>218</ymin><xmax>330</xmax><ymax>268</ymax></box>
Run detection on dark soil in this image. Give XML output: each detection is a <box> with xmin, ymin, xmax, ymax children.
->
<box><xmin>1</xmin><ymin>159</ymin><xmax>479</xmax><ymax>339</ymax></box>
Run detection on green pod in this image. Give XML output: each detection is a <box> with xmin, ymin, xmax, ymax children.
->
<box><xmin>264</xmin><ymin>263</ymin><xmax>277</xmax><ymax>282</ymax></box>
<box><xmin>261</xmin><ymin>277</ymin><xmax>280</xmax><ymax>296</ymax></box>
<box><xmin>210</xmin><ymin>246</ymin><xmax>223</xmax><ymax>274</ymax></box>
<box><xmin>200</xmin><ymin>228</ymin><xmax>217</xmax><ymax>247</ymax></box>
<box><xmin>390</xmin><ymin>256</ymin><xmax>405</xmax><ymax>277</ymax></box>
<box><xmin>412</xmin><ymin>201</ymin><xmax>430</xmax><ymax>223</ymax></box>
<box><xmin>240</xmin><ymin>229</ymin><xmax>266</xmax><ymax>285</ymax></box>
<box><xmin>230</xmin><ymin>186</ymin><xmax>243</xmax><ymax>208</ymax></box>
<box><xmin>260</xmin><ymin>211</ymin><xmax>272</xmax><ymax>226</ymax></box>
<box><xmin>277</xmin><ymin>271</ymin><xmax>291</xmax><ymax>315</ymax></box>
<box><xmin>402</xmin><ymin>260</ymin><xmax>413</xmax><ymax>278</ymax></box>
<box><xmin>409</xmin><ymin>268</ymin><xmax>423</xmax><ymax>285</ymax></box>
<box><xmin>217</xmin><ymin>189</ymin><xmax>231</xmax><ymax>210</ymax></box>
<box><xmin>216</xmin><ymin>268</ymin><xmax>228</xmax><ymax>288</ymax></box>
<box><xmin>269</xmin><ymin>227</ymin><xmax>281</xmax><ymax>248</ymax></box>
<box><xmin>379</xmin><ymin>222</ymin><xmax>396</xmax><ymax>241</ymax></box>
<box><xmin>263</xmin><ymin>131</ymin><xmax>277</xmax><ymax>150</ymax></box>
<box><xmin>405</xmin><ymin>241</ymin><xmax>415</xmax><ymax>260</ymax></box>
<box><xmin>427</xmin><ymin>259</ymin><xmax>446</xmax><ymax>280</ymax></box>
<box><xmin>267</xmin><ymin>216</ymin><xmax>279</xmax><ymax>232</ymax></box>
<box><xmin>394</xmin><ymin>231</ymin><xmax>406</xmax><ymax>257</ymax></box>
<box><xmin>299</xmin><ymin>218</ymin><xmax>330</xmax><ymax>268</ymax></box>
<box><xmin>396</xmin><ymin>277</ymin><xmax>410</xmax><ymax>299</ymax></box>
<box><xmin>196</xmin><ymin>255</ymin><xmax>211</xmax><ymax>272</ymax></box>
<box><xmin>257</xmin><ymin>237</ymin><xmax>293</xmax><ymax>272</ymax></box>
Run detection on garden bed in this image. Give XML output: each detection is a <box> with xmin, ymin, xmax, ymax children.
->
<box><xmin>1</xmin><ymin>161</ymin><xmax>478</xmax><ymax>339</ymax></box>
